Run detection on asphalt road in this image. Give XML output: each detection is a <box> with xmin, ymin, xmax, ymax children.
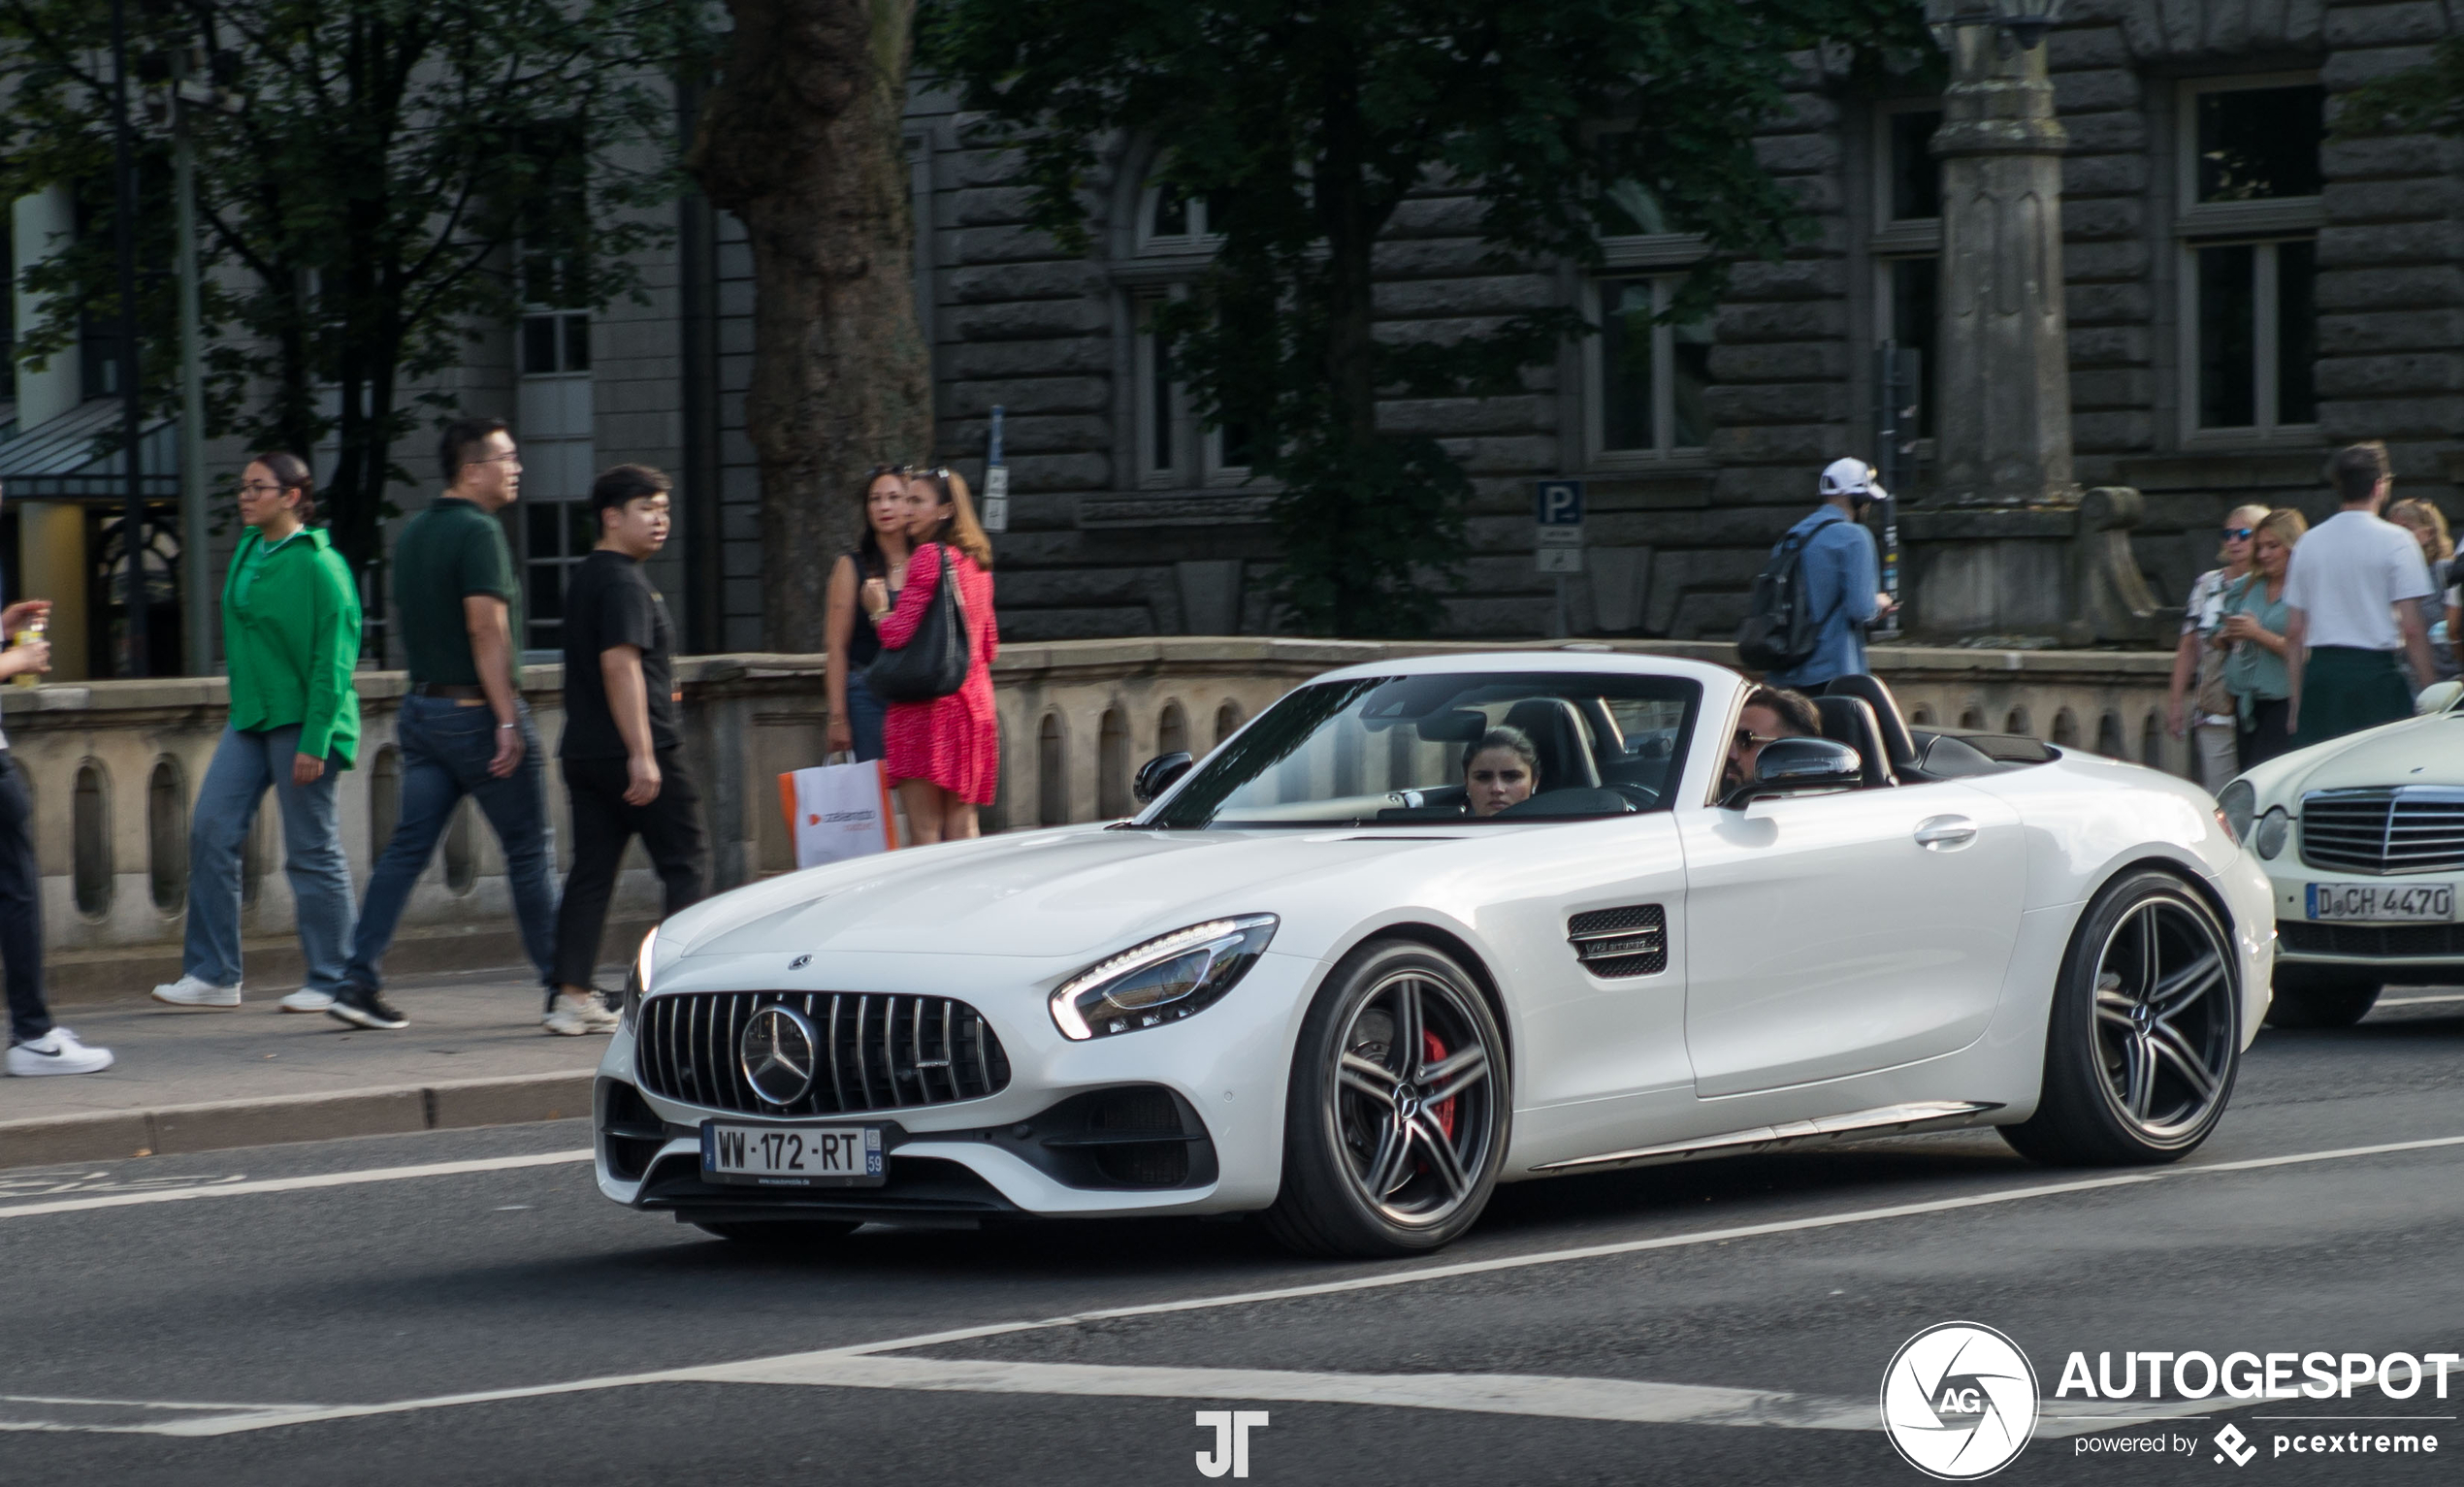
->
<box><xmin>5</xmin><ymin>992</ymin><xmax>2463</xmax><ymax>1487</ymax></box>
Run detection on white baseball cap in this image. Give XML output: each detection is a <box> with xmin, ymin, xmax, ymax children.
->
<box><xmin>1819</xmin><ymin>457</ymin><xmax>1886</xmax><ymax>501</ymax></box>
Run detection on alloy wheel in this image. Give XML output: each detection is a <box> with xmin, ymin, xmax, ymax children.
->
<box><xmin>1331</xmin><ymin>967</ymin><xmax>1498</xmax><ymax>1227</ymax></box>
<box><xmin>2090</xmin><ymin>896</ymin><xmax>2236</xmax><ymax>1141</ymax></box>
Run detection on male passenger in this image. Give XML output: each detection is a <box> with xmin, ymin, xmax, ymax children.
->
<box><xmin>331</xmin><ymin>418</ymin><xmax>559</xmax><ymax>1031</ymax></box>
<box><xmin>1723</xmin><ymin>685</ymin><xmax>1822</xmax><ymax>794</ymax></box>
<box><xmin>1765</xmin><ymin>459</ymin><xmax>1898</xmax><ymax>691</ymax></box>
<box><xmin>2284</xmin><ymin>440</ymin><xmax>2439</xmax><ymax>747</ymax></box>
<box><xmin>545</xmin><ymin>466</ymin><xmax>707</xmax><ymax>1036</ymax></box>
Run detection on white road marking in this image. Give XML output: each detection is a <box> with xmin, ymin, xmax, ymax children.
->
<box><xmin>0</xmin><ymin>1151</ymin><xmax>590</xmax><ymax>1220</ymax></box>
<box><xmin>13</xmin><ymin>1130</ymin><xmax>2461</xmax><ymax>1439</ymax></box>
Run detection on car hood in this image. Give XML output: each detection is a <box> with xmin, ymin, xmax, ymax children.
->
<box><xmin>666</xmin><ymin>826</ymin><xmax>1459</xmax><ymax>963</ymax></box>
<box><xmin>2264</xmin><ymin>711</ymin><xmax>2464</xmax><ymax>802</ymax></box>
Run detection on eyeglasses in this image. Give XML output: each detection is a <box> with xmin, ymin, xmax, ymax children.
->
<box><xmin>2222</xmin><ymin>528</ymin><xmax>2254</xmax><ymax>541</ymax></box>
<box><xmin>1734</xmin><ymin>728</ymin><xmax>1784</xmax><ymax>750</ymax></box>
<box><xmin>239</xmin><ymin>481</ymin><xmax>288</xmax><ymax>495</ymax></box>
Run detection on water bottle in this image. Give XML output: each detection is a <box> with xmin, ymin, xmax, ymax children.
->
<box><xmin>9</xmin><ymin>615</ymin><xmax>44</xmax><ymax>687</ymax></box>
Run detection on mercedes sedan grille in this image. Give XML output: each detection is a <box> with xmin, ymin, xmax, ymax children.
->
<box><xmin>2299</xmin><ymin>787</ymin><xmax>2464</xmax><ymax>877</ymax></box>
<box><xmin>635</xmin><ymin>991</ymin><xmax>1011</xmax><ymax>1117</ymax></box>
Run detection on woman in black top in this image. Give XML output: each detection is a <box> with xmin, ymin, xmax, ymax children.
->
<box><xmin>825</xmin><ymin>467</ymin><xmax>914</xmax><ymax>760</ymax></box>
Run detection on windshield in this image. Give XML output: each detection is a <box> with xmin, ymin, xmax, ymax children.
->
<box><xmin>1148</xmin><ymin>671</ymin><xmax>1702</xmax><ymax>829</ymax></box>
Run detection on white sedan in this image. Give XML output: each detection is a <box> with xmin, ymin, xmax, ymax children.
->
<box><xmin>597</xmin><ymin>654</ymin><xmax>2273</xmax><ymax>1257</ymax></box>
<box><xmin>2221</xmin><ymin>682</ymin><xmax>2464</xmax><ymax>1028</ymax></box>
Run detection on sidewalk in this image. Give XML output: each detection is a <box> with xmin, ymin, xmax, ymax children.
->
<box><xmin>0</xmin><ymin>967</ymin><xmax>613</xmax><ymax>1172</ymax></box>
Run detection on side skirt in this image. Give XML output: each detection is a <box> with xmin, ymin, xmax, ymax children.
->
<box><xmin>1526</xmin><ymin>1100</ymin><xmax>2004</xmax><ymax>1176</ymax></box>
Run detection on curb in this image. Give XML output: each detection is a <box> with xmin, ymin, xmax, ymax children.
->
<box><xmin>0</xmin><ymin>1071</ymin><xmax>598</xmax><ymax>1173</ymax></box>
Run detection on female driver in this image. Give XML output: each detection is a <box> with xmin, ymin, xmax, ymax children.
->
<box><xmin>1465</xmin><ymin>727</ymin><xmax>1539</xmax><ymax>817</ymax></box>
<box><xmin>824</xmin><ymin>466</ymin><xmax>913</xmax><ymax>760</ymax></box>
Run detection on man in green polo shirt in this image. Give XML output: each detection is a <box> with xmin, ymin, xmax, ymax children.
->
<box><xmin>331</xmin><ymin>417</ymin><xmax>563</xmax><ymax>1031</ymax></box>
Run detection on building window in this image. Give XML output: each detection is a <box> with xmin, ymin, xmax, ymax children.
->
<box><xmin>2178</xmin><ymin>77</ymin><xmax>2324</xmax><ymax>438</ymax></box>
<box><xmin>1139</xmin><ymin>180</ymin><xmax>1225</xmax><ymax>253</ymax></box>
<box><xmin>1591</xmin><ymin>277</ymin><xmax>1712</xmax><ymax>458</ymax></box>
<box><xmin>516</xmin><ymin>258</ymin><xmax>593</xmax><ymax>655</ymax></box>
<box><xmin>1870</xmin><ymin>102</ymin><xmax>1942</xmax><ymax>442</ymax></box>
<box><xmin>522</xmin><ymin>497</ymin><xmax>596</xmax><ymax>654</ymax></box>
<box><xmin>1133</xmin><ymin>294</ymin><xmax>1255</xmax><ymax>488</ymax></box>
<box><xmin>522</xmin><ymin>311</ymin><xmax>590</xmax><ymax>375</ymax></box>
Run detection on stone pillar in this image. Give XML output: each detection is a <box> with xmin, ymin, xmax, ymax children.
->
<box><xmin>1931</xmin><ymin>10</ymin><xmax>2076</xmax><ymax>508</ymax></box>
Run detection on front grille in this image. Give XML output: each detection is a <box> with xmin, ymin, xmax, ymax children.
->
<box><xmin>635</xmin><ymin>991</ymin><xmax>1011</xmax><ymax>1117</ymax></box>
<box><xmin>1568</xmin><ymin>904</ymin><xmax>1667</xmax><ymax>978</ymax></box>
<box><xmin>2300</xmin><ymin>788</ymin><xmax>2464</xmax><ymax>876</ymax></box>
<box><xmin>2280</xmin><ymin>921</ymin><xmax>2464</xmax><ymax>959</ymax></box>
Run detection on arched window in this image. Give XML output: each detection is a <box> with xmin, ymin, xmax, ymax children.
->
<box><xmin>1132</xmin><ymin>167</ymin><xmax>1250</xmax><ymax>491</ymax></box>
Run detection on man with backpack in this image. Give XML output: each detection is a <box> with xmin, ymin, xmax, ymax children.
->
<box><xmin>1738</xmin><ymin>457</ymin><xmax>1897</xmax><ymax>689</ymax></box>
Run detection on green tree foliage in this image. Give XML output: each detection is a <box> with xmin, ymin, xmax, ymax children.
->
<box><xmin>0</xmin><ymin>0</ymin><xmax>716</xmax><ymax>574</ymax></box>
<box><xmin>2336</xmin><ymin>37</ymin><xmax>2464</xmax><ymax>140</ymax></box>
<box><xmin>923</xmin><ymin>0</ymin><xmax>1929</xmax><ymax>636</ymax></box>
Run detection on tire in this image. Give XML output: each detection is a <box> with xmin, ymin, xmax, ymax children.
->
<box><xmin>2263</xmin><ymin>968</ymin><xmax>2383</xmax><ymax>1030</ymax></box>
<box><xmin>692</xmin><ymin>1220</ymin><xmax>861</xmax><ymax>1247</ymax></box>
<box><xmin>1261</xmin><ymin>939</ymin><xmax>1510</xmax><ymax>1258</ymax></box>
<box><xmin>2002</xmin><ymin>870</ymin><xmax>2239</xmax><ymax>1167</ymax></box>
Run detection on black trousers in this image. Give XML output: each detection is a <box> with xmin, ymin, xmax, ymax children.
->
<box><xmin>0</xmin><ymin>754</ymin><xmax>52</xmax><ymax>1045</ymax></box>
<box><xmin>552</xmin><ymin>750</ymin><xmax>708</xmax><ymax>991</ymax></box>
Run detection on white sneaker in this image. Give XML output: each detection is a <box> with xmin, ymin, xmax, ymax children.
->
<box><xmin>542</xmin><ymin>994</ymin><xmax>620</xmax><ymax>1037</ymax></box>
<box><xmin>8</xmin><ymin>1028</ymin><xmax>114</xmax><ymax>1076</ymax></box>
<box><xmin>151</xmin><ymin>974</ymin><xmax>241</xmax><ymax>1009</ymax></box>
<box><xmin>278</xmin><ymin>989</ymin><xmax>335</xmax><ymax>1014</ymax></box>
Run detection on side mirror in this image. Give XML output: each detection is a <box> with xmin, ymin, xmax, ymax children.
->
<box><xmin>1721</xmin><ymin>735</ymin><xmax>1863</xmax><ymax>809</ymax></box>
<box><xmin>2418</xmin><ymin>679</ymin><xmax>2463</xmax><ymax>716</ymax></box>
<box><xmin>1133</xmin><ymin>751</ymin><xmax>1194</xmax><ymax>804</ymax></box>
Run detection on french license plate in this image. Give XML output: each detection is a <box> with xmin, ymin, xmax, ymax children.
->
<box><xmin>2306</xmin><ymin>883</ymin><xmax>2454</xmax><ymax>922</ymax></box>
<box><xmin>700</xmin><ymin>1122</ymin><xmax>886</xmax><ymax>1186</ymax></box>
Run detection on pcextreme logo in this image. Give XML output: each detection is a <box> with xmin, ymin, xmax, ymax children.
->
<box><xmin>1881</xmin><ymin>1321</ymin><xmax>2041</xmax><ymax>1480</ymax></box>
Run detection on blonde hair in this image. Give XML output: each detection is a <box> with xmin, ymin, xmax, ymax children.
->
<box><xmin>2388</xmin><ymin>498</ymin><xmax>2453</xmax><ymax>561</ymax></box>
<box><xmin>2254</xmin><ymin>506</ymin><xmax>2308</xmax><ymax>559</ymax></box>
<box><xmin>2217</xmin><ymin>502</ymin><xmax>2270</xmax><ymax>565</ymax></box>
<box><xmin>912</xmin><ymin>468</ymin><xmax>995</xmax><ymax>570</ymax></box>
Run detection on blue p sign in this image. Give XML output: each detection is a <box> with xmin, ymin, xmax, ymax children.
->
<box><xmin>1535</xmin><ymin>480</ymin><xmax>1584</xmax><ymax>527</ymax></box>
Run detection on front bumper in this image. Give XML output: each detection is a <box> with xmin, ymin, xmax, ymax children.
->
<box><xmin>593</xmin><ymin>949</ymin><xmax>1319</xmax><ymax>1221</ymax></box>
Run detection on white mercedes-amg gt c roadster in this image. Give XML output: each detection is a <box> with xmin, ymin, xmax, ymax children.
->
<box><xmin>597</xmin><ymin>653</ymin><xmax>2274</xmax><ymax>1256</ymax></box>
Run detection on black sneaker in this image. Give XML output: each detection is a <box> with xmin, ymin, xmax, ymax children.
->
<box><xmin>327</xmin><ymin>984</ymin><xmax>407</xmax><ymax>1030</ymax></box>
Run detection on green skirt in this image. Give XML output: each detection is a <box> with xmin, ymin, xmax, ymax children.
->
<box><xmin>2295</xmin><ymin>646</ymin><xmax>2414</xmax><ymax>748</ymax></box>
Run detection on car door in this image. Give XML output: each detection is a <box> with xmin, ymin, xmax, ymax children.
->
<box><xmin>1674</xmin><ymin>779</ymin><xmax>2026</xmax><ymax>1099</ymax></box>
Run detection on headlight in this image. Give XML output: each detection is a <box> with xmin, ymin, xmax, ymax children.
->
<box><xmin>2253</xmin><ymin>806</ymin><xmax>2289</xmax><ymax>859</ymax></box>
<box><xmin>2217</xmin><ymin>780</ymin><xmax>2255</xmax><ymax>844</ymax></box>
<box><xmin>1051</xmin><ymin>915</ymin><xmax>1278</xmax><ymax>1041</ymax></box>
<box><xmin>623</xmin><ymin>925</ymin><xmax>658</xmax><ymax>1031</ymax></box>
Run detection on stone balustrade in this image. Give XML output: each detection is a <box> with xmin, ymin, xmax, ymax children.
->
<box><xmin>3</xmin><ymin>637</ymin><xmax>2184</xmax><ymax>1001</ymax></box>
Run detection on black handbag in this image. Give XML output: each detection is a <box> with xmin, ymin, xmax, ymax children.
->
<box><xmin>864</xmin><ymin>546</ymin><xmax>970</xmax><ymax>702</ymax></box>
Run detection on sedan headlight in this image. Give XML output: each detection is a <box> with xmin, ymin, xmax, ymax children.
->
<box><xmin>1051</xmin><ymin>915</ymin><xmax>1278</xmax><ymax>1041</ymax></box>
<box><xmin>2217</xmin><ymin>780</ymin><xmax>2255</xmax><ymax>845</ymax></box>
<box><xmin>2253</xmin><ymin>806</ymin><xmax>2290</xmax><ymax>859</ymax></box>
<box><xmin>622</xmin><ymin>925</ymin><xmax>658</xmax><ymax>1031</ymax></box>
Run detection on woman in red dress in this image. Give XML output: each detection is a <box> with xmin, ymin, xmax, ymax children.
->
<box><xmin>862</xmin><ymin>468</ymin><xmax>999</xmax><ymax>843</ymax></box>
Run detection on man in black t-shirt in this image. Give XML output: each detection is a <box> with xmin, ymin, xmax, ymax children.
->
<box><xmin>546</xmin><ymin>465</ymin><xmax>708</xmax><ymax>1036</ymax></box>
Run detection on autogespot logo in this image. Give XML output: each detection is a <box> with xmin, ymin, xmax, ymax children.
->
<box><xmin>1881</xmin><ymin>1322</ymin><xmax>2041</xmax><ymax>1480</ymax></box>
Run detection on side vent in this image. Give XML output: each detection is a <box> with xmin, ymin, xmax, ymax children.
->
<box><xmin>1568</xmin><ymin>904</ymin><xmax>1667</xmax><ymax>978</ymax></box>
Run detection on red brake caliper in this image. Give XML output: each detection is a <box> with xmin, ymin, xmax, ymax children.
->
<box><xmin>1422</xmin><ymin>1030</ymin><xmax>1457</xmax><ymax>1138</ymax></box>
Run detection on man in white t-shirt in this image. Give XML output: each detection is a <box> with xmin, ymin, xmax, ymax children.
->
<box><xmin>2283</xmin><ymin>441</ymin><xmax>2437</xmax><ymax>745</ymax></box>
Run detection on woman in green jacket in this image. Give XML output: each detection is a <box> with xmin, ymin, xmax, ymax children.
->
<box><xmin>152</xmin><ymin>452</ymin><xmax>364</xmax><ymax>1012</ymax></box>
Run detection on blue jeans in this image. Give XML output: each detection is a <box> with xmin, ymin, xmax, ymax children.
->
<box><xmin>184</xmin><ymin>726</ymin><xmax>356</xmax><ymax>992</ymax></box>
<box><xmin>845</xmin><ymin>669</ymin><xmax>888</xmax><ymax>761</ymax></box>
<box><xmin>348</xmin><ymin>696</ymin><xmax>558</xmax><ymax>990</ymax></box>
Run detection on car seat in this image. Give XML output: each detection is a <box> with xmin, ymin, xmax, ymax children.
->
<box><xmin>1499</xmin><ymin>697</ymin><xmax>1604</xmax><ymax>792</ymax></box>
<box><xmin>1821</xmin><ymin>674</ymin><xmax>1921</xmax><ymax>776</ymax></box>
<box><xmin>1810</xmin><ymin>695</ymin><xmax>1898</xmax><ymax>789</ymax></box>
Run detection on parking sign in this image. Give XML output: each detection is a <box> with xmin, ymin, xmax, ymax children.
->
<box><xmin>1534</xmin><ymin>480</ymin><xmax>1584</xmax><ymax>574</ymax></box>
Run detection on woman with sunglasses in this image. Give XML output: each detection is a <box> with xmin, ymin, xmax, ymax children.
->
<box><xmin>152</xmin><ymin>452</ymin><xmax>363</xmax><ymax>1012</ymax></box>
<box><xmin>2168</xmin><ymin>503</ymin><xmax>2268</xmax><ymax>791</ymax></box>
<box><xmin>825</xmin><ymin>466</ymin><xmax>914</xmax><ymax>761</ymax></box>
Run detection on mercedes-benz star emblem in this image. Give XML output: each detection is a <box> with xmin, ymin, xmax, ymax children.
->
<box><xmin>740</xmin><ymin>1005</ymin><xmax>819</xmax><ymax>1106</ymax></box>
<box><xmin>789</xmin><ymin>954</ymin><xmax>811</xmax><ymax>970</ymax></box>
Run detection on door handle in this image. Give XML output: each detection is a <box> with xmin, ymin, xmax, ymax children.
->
<box><xmin>1913</xmin><ymin>815</ymin><xmax>1977</xmax><ymax>850</ymax></box>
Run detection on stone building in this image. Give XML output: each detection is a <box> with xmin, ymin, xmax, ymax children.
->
<box><xmin>6</xmin><ymin>0</ymin><xmax>2456</xmax><ymax>665</ymax></box>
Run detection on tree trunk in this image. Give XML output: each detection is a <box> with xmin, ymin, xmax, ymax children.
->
<box><xmin>690</xmin><ymin>0</ymin><xmax>934</xmax><ymax>652</ymax></box>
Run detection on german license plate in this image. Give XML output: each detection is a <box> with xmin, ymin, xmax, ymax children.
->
<box><xmin>700</xmin><ymin>1122</ymin><xmax>886</xmax><ymax>1186</ymax></box>
<box><xmin>2306</xmin><ymin>883</ymin><xmax>2454</xmax><ymax>922</ymax></box>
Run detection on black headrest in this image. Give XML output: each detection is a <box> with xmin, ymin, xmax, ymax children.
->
<box><xmin>1498</xmin><ymin>697</ymin><xmax>1602</xmax><ymax>792</ymax></box>
<box><xmin>1823</xmin><ymin>674</ymin><xmax>1919</xmax><ymax>771</ymax></box>
<box><xmin>1811</xmin><ymin>695</ymin><xmax>1897</xmax><ymax>789</ymax></box>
